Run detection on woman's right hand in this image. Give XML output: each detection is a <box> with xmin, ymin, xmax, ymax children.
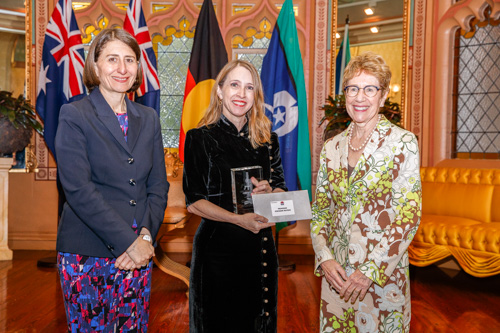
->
<box><xmin>115</xmin><ymin>236</ymin><xmax>155</xmax><ymax>270</ymax></box>
<box><xmin>235</xmin><ymin>213</ymin><xmax>275</xmax><ymax>234</ymax></box>
<box><xmin>321</xmin><ymin>259</ymin><xmax>348</xmax><ymax>293</ymax></box>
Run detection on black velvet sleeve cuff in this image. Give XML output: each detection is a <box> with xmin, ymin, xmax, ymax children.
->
<box><xmin>269</xmin><ymin>132</ymin><xmax>288</xmax><ymax>192</ymax></box>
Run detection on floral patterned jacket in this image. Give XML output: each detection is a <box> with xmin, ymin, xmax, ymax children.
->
<box><xmin>311</xmin><ymin>115</ymin><xmax>422</xmax><ymax>286</ymax></box>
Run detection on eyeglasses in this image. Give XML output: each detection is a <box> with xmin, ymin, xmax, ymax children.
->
<box><xmin>344</xmin><ymin>85</ymin><xmax>381</xmax><ymax>98</ymax></box>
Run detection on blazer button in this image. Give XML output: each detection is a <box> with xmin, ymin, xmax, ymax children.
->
<box><xmin>269</xmin><ymin>156</ymin><xmax>273</xmax><ymax>160</ymax></box>
<box><xmin>262</xmin><ymin>249</ymin><xmax>267</xmax><ymax>254</ymax></box>
<box><xmin>264</xmin><ymin>287</ymin><xmax>269</xmax><ymax>292</ymax></box>
<box><xmin>265</xmin><ymin>312</ymin><xmax>270</xmax><ymax>317</ymax></box>
<box><xmin>128</xmin><ymin>157</ymin><xmax>134</xmax><ymax>164</ymax></box>
<box><xmin>271</xmin><ymin>168</ymin><xmax>274</xmax><ymax>172</ymax></box>
<box><xmin>129</xmin><ymin>200</ymin><xmax>137</xmax><ymax>206</ymax></box>
<box><xmin>269</xmin><ymin>179</ymin><xmax>273</xmax><ymax>184</ymax></box>
<box><xmin>269</xmin><ymin>145</ymin><xmax>272</xmax><ymax>149</ymax></box>
<box><xmin>262</xmin><ymin>262</ymin><xmax>267</xmax><ymax>266</ymax></box>
<box><xmin>262</xmin><ymin>273</ymin><xmax>268</xmax><ymax>278</ymax></box>
<box><xmin>263</xmin><ymin>237</ymin><xmax>268</xmax><ymax>241</ymax></box>
<box><xmin>129</xmin><ymin>179</ymin><xmax>136</xmax><ymax>186</ymax></box>
<box><xmin>264</xmin><ymin>299</ymin><xmax>269</xmax><ymax>303</ymax></box>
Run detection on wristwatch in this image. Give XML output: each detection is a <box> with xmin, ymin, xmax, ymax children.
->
<box><xmin>141</xmin><ymin>234</ymin><xmax>152</xmax><ymax>243</ymax></box>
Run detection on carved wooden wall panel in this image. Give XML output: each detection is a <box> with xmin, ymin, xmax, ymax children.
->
<box><xmin>311</xmin><ymin>0</ymin><xmax>329</xmax><ymax>184</ymax></box>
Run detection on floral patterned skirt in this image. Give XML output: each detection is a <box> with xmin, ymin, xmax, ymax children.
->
<box><xmin>319</xmin><ymin>267</ymin><xmax>411</xmax><ymax>333</ymax></box>
<box><xmin>57</xmin><ymin>252</ymin><xmax>152</xmax><ymax>333</ymax></box>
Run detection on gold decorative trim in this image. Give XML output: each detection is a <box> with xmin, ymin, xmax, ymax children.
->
<box><xmin>81</xmin><ymin>16</ymin><xmax>111</xmax><ymax>44</ymax></box>
<box><xmin>152</xmin><ymin>4</ymin><xmax>173</xmax><ymax>13</ymax></box>
<box><xmin>73</xmin><ymin>2</ymin><xmax>91</xmax><ymax>11</ymax></box>
<box><xmin>114</xmin><ymin>3</ymin><xmax>128</xmax><ymax>11</ymax></box>
<box><xmin>152</xmin><ymin>17</ymin><xmax>195</xmax><ymax>47</ymax></box>
<box><xmin>275</xmin><ymin>5</ymin><xmax>299</xmax><ymax>16</ymax></box>
<box><xmin>232</xmin><ymin>5</ymin><xmax>254</xmax><ymax>16</ymax></box>
<box><xmin>232</xmin><ymin>18</ymin><xmax>272</xmax><ymax>49</ymax></box>
<box><xmin>25</xmin><ymin>0</ymin><xmax>32</xmax><ymax>110</ymax></box>
<box><xmin>330</xmin><ymin>0</ymin><xmax>337</xmax><ymax>97</ymax></box>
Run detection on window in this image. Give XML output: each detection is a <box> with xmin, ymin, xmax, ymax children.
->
<box><xmin>452</xmin><ymin>7</ymin><xmax>500</xmax><ymax>159</ymax></box>
<box><xmin>155</xmin><ymin>19</ymin><xmax>194</xmax><ymax>147</ymax></box>
<box><xmin>156</xmin><ymin>18</ymin><xmax>271</xmax><ymax>147</ymax></box>
<box><xmin>232</xmin><ymin>19</ymin><xmax>272</xmax><ymax>74</ymax></box>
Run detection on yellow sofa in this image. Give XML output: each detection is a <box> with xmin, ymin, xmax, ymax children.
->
<box><xmin>409</xmin><ymin>167</ymin><xmax>500</xmax><ymax>277</ymax></box>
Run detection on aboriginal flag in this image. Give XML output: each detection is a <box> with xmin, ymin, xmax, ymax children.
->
<box><xmin>178</xmin><ymin>0</ymin><xmax>228</xmax><ymax>161</ymax></box>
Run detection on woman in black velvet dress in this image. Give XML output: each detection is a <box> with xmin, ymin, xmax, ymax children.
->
<box><xmin>183</xmin><ymin>60</ymin><xmax>287</xmax><ymax>333</ymax></box>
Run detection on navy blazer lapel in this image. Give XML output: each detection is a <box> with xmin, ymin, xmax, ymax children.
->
<box><xmin>89</xmin><ymin>88</ymin><xmax>130</xmax><ymax>153</ymax></box>
<box><xmin>125</xmin><ymin>98</ymin><xmax>141</xmax><ymax>152</ymax></box>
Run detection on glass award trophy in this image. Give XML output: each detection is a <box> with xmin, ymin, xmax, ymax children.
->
<box><xmin>231</xmin><ymin>166</ymin><xmax>263</xmax><ymax>214</ymax></box>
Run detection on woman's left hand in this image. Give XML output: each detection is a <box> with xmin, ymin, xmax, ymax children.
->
<box><xmin>340</xmin><ymin>269</ymin><xmax>373</xmax><ymax>304</ymax></box>
<box><xmin>251</xmin><ymin>177</ymin><xmax>272</xmax><ymax>194</ymax></box>
<box><xmin>115</xmin><ymin>252</ymin><xmax>139</xmax><ymax>271</ymax></box>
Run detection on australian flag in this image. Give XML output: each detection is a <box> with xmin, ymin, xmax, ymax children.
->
<box><xmin>124</xmin><ymin>0</ymin><xmax>161</xmax><ymax>114</ymax></box>
<box><xmin>35</xmin><ymin>0</ymin><xmax>86</xmax><ymax>159</ymax></box>
<box><xmin>261</xmin><ymin>0</ymin><xmax>311</xmax><ymax>232</ymax></box>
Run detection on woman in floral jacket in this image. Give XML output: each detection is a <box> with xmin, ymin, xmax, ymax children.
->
<box><xmin>311</xmin><ymin>52</ymin><xmax>421</xmax><ymax>333</ymax></box>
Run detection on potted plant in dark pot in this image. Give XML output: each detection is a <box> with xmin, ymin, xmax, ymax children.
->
<box><xmin>319</xmin><ymin>94</ymin><xmax>402</xmax><ymax>141</ymax></box>
<box><xmin>0</xmin><ymin>90</ymin><xmax>43</xmax><ymax>155</ymax></box>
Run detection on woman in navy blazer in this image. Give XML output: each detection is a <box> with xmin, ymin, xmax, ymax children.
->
<box><xmin>54</xmin><ymin>28</ymin><xmax>168</xmax><ymax>332</ymax></box>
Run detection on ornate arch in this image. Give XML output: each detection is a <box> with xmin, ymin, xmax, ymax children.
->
<box><xmin>427</xmin><ymin>0</ymin><xmax>500</xmax><ymax>166</ymax></box>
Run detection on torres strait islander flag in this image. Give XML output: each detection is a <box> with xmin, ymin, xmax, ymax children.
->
<box><xmin>123</xmin><ymin>0</ymin><xmax>161</xmax><ymax>114</ymax></box>
<box><xmin>261</xmin><ymin>0</ymin><xmax>311</xmax><ymax>232</ymax></box>
<box><xmin>35</xmin><ymin>0</ymin><xmax>86</xmax><ymax>159</ymax></box>
<box><xmin>178</xmin><ymin>0</ymin><xmax>228</xmax><ymax>161</ymax></box>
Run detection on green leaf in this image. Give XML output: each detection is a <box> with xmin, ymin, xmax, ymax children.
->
<box><xmin>0</xmin><ymin>90</ymin><xmax>43</xmax><ymax>135</ymax></box>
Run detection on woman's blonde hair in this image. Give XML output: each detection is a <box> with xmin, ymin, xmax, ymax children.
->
<box><xmin>198</xmin><ymin>60</ymin><xmax>271</xmax><ymax>148</ymax></box>
<box><xmin>342</xmin><ymin>51</ymin><xmax>392</xmax><ymax>95</ymax></box>
<box><xmin>83</xmin><ymin>28</ymin><xmax>142</xmax><ymax>93</ymax></box>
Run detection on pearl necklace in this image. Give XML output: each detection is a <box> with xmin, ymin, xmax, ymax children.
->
<box><xmin>348</xmin><ymin>115</ymin><xmax>380</xmax><ymax>152</ymax></box>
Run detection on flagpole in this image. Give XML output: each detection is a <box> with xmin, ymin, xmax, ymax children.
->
<box><xmin>338</xmin><ymin>16</ymin><xmax>350</xmax><ymax>96</ymax></box>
